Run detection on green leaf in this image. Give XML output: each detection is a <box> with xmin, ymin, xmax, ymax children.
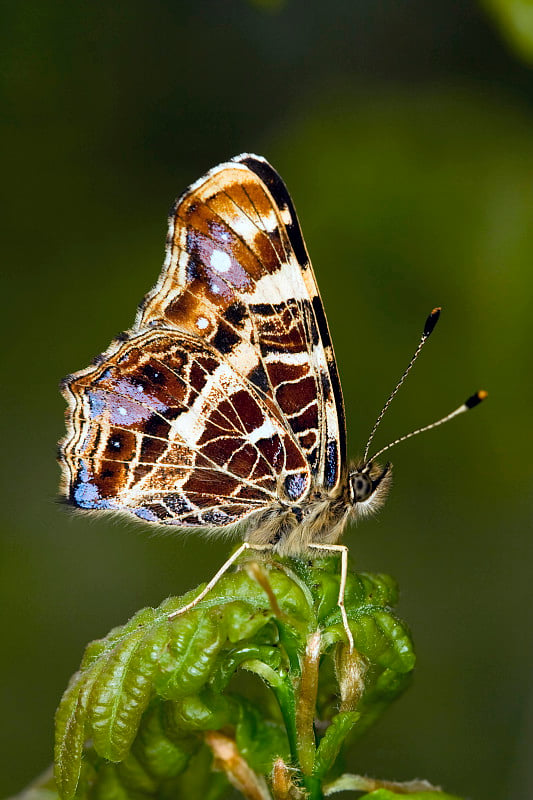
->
<box><xmin>221</xmin><ymin>600</ymin><xmax>274</xmax><ymax>643</ymax></box>
<box><xmin>55</xmin><ymin>641</ymin><xmax>123</xmax><ymax>798</ymax></box>
<box><xmin>354</xmin><ymin>609</ymin><xmax>415</xmax><ymax>673</ymax></box>
<box><xmin>166</xmin><ymin>688</ymin><xmax>238</xmax><ymax>732</ymax></box>
<box><xmin>80</xmin><ymin>607</ymin><xmax>159</xmax><ymax>670</ymax></box>
<box><xmin>170</xmin><ymin>562</ymin><xmax>313</xmax><ymax>627</ymax></box>
<box><xmin>131</xmin><ymin>703</ymin><xmax>196</xmax><ymax>779</ymax></box>
<box><xmin>312</xmin><ymin>712</ymin><xmax>360</xmax><ymax>780</ymax></box>
<box><xmin>352</xmin><ymin>573</ymin><xmax>399</xmax><ymax>608</ymax></box>
<box><xmin>235</xmin><ymin>700</ymin><xmax>290</xmax><ymax>773</ymax></box>
<box><xmin>263</xmin><ymin>565</ymin><xmax>317</xmax><ymax>629</ymax></box>
<box><xmin>154</xmin><ymin>609</ymin><xmax>225</xmax><ymax>700</ymax></box>
<box><xmin>54</xmin><ymin>673</ymin><xmax>86</xmax><ymax>800</ymax></box>
<box><xmin>308</xmin><ymin>568</ymin><xmax>341</xmax><ymax>623</ymax></box>
<box><xmin>313</xmin><ymin>569</ymin><xmax>399</xmax><ymax>624</ymax></box>
<box><xmin>89</xmin><ymin>622</ymin><xmax>168</xmax><ymax>761</ymax></box>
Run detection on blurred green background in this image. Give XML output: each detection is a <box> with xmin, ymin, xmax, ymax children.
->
<box><xmin>2</xmin><ymin>2</ymin><xmax>533</xmax><ymax>798</ymax></box>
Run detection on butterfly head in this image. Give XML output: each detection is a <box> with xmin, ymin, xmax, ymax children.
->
<box><xmin>347</xmin><ymin>461</ymin><xmax>392</xmax><ymax>516</ymax></box>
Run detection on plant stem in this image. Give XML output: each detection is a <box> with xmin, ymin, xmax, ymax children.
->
<box><xmin>302</xmin><ymin>774</ymin><xmax>323</xmax><ymax>800</ymax></box>
<box><xmin>295</xmin><ymin>631</ymin><xmax>321</xmax><ymax>776</ymax></box>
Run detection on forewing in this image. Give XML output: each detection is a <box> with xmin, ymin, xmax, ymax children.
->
<box><xmin>60</xmin><ymin>329</ymin><xmax>309</xmax><ymax>527</ymax></box>
<box><xmin>136</xmin><ymin>154</ymin><xmax>346</xmax><ymax>491</ymax></box>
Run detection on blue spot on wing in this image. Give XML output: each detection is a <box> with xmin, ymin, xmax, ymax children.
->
<box><xmin>73</xmin><ymin>481</ymin><xmax>111</xmax><ymax>509</ymax></box>
<box><xmin>134</xmin><ymin>508</ymin><xmax>160</xmax><ymax>523</ymax></box>
<box><xmin>284</xmin><ymin>472</ymin><xmax>308</xmax><ymax>501</ymax></box>
<box><xmin>72</xmin><ymin>464</ymin><xmax>113</xmax><ymax>509</ymax></box>
<box><xmin>88</xmin><ymin>391</ymin><xmax>106</xmax><ymax>419</ymax></box>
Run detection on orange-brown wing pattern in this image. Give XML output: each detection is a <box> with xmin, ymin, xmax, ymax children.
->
<box><xmin>60</xmin><ymin>329</ymin><xmax>309</xmax><ymax>526</ymax></box>
<box><xmin>136</xmin><ymin>154</ymin><xmax>346</xmax><ymax>491</ymax></box>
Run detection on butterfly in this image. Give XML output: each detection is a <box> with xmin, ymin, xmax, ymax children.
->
<box><xmin>59</xmin><ymin>154</ymin><xmax>486</xmax><ymax>648</ymax></box>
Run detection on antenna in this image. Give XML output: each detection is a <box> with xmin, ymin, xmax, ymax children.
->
<box><xmin>363</xmin><ymin>307</ymin><xmax>441</xmax><ymax>463</ymax></box>
<box><xmin>367</xmin><ymin>390</ymin><xmax>488</xmax><ymax>464</ymax></box>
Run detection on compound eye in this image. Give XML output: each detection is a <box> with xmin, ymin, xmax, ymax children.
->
<box><xmin>352</xmin><ymin>473</ymin><xmax>373</xmax><ymax>502</ymax></box>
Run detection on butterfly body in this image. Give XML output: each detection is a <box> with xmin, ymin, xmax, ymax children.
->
<box><xmin>59</xmin><ymin>154</ymin><xmax>390</xmax><ymax>557</ymax></box>
<box><xmin>244</xmin><ymin>460</ymin><xmax>391</xmax><ymax>555</ymax></box>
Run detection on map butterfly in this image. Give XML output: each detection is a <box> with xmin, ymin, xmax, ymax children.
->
<box><xmin>59</xmin><ymin>154</ymin><xmax>486</xmax><ymax>647</ymax></box>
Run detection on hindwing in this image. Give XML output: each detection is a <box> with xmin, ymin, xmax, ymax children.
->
<box><xmin>61</xmin><ymin>329</ymin><xmax>310</xmax><ymax>525</ymax></box>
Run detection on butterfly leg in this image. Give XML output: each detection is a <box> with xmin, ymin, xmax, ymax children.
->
<box><xmin>308</xmin><ymin>543</ymin><xmax>354</xmax><ymax>652</ymax></box>
<box><xmin>168</xmin><ymin>542</ymin><xmax>272</xmax><ymax>621</ymax></box>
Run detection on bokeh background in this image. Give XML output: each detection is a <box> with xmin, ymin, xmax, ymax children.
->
<box><xmin>2</xmin><ymin>2</ymin><xmax>533</xmax><ymax>798</ymax></box>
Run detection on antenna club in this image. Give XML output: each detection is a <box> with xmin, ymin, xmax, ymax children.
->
<box><xmin>423</xmin><ymin>307</ymin><xmax>441</xmax><ymax>337</ymax></box>
<box><xmin>465</xmin><ymin>390</ymin><xmax>488</xmax><ymax>409</ymax></box>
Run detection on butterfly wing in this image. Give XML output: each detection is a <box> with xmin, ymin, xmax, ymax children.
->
<box><xmin>60</xmin><ymin>328</ymin><xmax>309</xmax><ymax>526</ymax></box>
<box><xmin>136</xmin><ymin>154</ymin><xmax>346</xmax><ymax>492</ymax></box>
<box><xmin>60</xmin><ymin>154</ymin><xmax>346</xmax><ymax>527</ymax></box>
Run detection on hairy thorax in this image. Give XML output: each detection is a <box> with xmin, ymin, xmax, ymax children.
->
<box><xmin>245</xmin><ymin>461</ymin><xmax>392</xmax><ymax>556</ymax></box>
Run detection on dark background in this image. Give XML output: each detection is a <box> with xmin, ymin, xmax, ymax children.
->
<box><xmin>2</xmin><ymin>2</ymin><xmax>532</xmax><ymax>798</ymax></box>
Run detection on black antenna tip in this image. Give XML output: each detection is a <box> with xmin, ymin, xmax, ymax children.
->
<box><xmin>465</xmin><ymin>389</ymin><xmax>488</xmax><ymax>410</ymax></box>
<box><xmin>423</xmin><ymin>307</ymin><xmax>441</xmax><ymax>337</ymax></box>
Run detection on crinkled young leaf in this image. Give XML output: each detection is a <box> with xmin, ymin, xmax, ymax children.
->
<box><xmin>297</xmin><ymin>562</ymin><xmax>400</xmax><ymax>645</ymax></box>
<box><xmin>351</xmin><ymin>610</ymin><xmax>414</xmax><ymax>673</ymax></box>
<box><xmin>266</xmin><ymin>566</ymin><xmax>315</xmax><ymax>627</ymax></box>
<box><xmin>225</xmin><ymin>564</ymin><xmax>316</xmax><ymax>647</ymax></box>
<box><xmin>131</xmin><ymin>702</ymin><xmax>196</xmax><ymax>779</ymax></box>
<box><xmin>309</xmin><ymin>569</ymin><xmax>342</xmax><ymax>623</ymax></box>
<box><xmin>55</xmin><ymin>635</ymin><xmax>129</xmax><ymax>798</ymax></box>
<box><xmin>154</xmin><ymin>609</ymin><xmax>225</xmax><ymax>700</ymax></box>
<box><xmin>167</xmin><ymin>688</ymin><xmax>239</xmax><ymax>732</ymax></box>
<box><xmin>221</xmin><ymin>600</ymin><xmax>273</xmax><ymax>643</ymax></box>
<box><xmin>288</xmin><ymin>559</ymin><xmax>397</xmax><ymax>617</ymax></box>
<box><xmin>350</xmin><ymin>572</ymin><xmax>399</xmax><ymax>608</ymax></box>
<box><xmin>165</xmin><ymin>564</ymin><xmax>313</xmax><ymax>626</ymax></box>
<box><xmin>54</xmin><ymin>564</ymin><xmax>305</xmax><ymax>798</ymax></box>
<box><xmin>312</xmin><ymin>711</ymin><xmax>360</xmax><ymax>779</ymax></box>
<box><xmin>88</xmin><ymin>622</ymin><xmax>169</xmax><ymax>761</ymax></box>
<box><xmin>54</xmin><ymin>673</ymin><xmax>86</xmax><ymax>800</ymax></box>
<box><xmin>80</xmin><ymin>607</ymin><xmax>159</xmax><ymax>670</ymax></box>
<box><xmin>322</xmin><ymin>609</ymin><xmax>415</xmax><ymax>673</ymax></box>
